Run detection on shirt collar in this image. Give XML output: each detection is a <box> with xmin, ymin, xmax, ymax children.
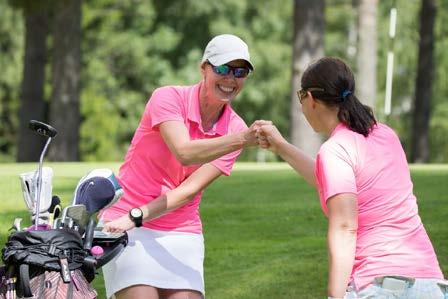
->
<box><xmin>188</xmin><ymin>80</ymin><xmax>231</xmax><ymax>136</ymax></box>
<box><xmin>330</xmin><ymin>122</ymin><xmax>346</xmax><ymax>137</ymax></box>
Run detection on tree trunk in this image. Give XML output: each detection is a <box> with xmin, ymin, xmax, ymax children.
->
<box><xmin>0</xmin><ymin>84</ymin><xmax>14</xmax><ymax>154</ymax></box>
<box><xmin>17</xmin><ymin>5</ymin><xmax>49</xmax><ymax>162</ymax></box>
<box><xmin>290</xmin><ymin>0</ymin><xmax>325</xmax><ymax>156</ymax></box>
<box><xmin>356</xmin><ymin>0</ymin><xmax>377</xmax><ymax>108</ymax></box>
<box><xmin>49</xmin><ymin>0</ymin><xmax>82</xmax><ymax>161</ymax></box>
<box><xmin>411</xmin><ymin>0</ymin><xmax>436</xmax><ymax>163</ymax></box>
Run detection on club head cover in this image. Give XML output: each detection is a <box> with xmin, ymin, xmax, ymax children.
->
<box><xmin>74</xmin><ymin>169</ymin><xmax>123</xmax><ymax>214</ymax></box>
<box><xmin>19</xmin><ymin>167</ymin><xmax>54</xmax><ymax>213</ymax></box>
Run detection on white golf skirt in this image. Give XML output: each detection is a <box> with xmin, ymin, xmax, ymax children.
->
<box><xmin>102</xmin><ymin>227</ymin><xmax>205</xmax><ymax>298</ymax></box>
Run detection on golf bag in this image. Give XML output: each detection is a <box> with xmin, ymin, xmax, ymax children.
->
<box><xmin>1</xmin><ymin>121</ymin><xmax>129</xmax><ymax>298</ymax></box>
<box><xmin>0</xmin><ymin>229</ymin><xmax>97</xmax><ymax>298</ymax></box>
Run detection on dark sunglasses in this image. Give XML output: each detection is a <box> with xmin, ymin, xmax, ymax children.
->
<box><xmin>297</xmin><ymin>87</ymin><xmax>325</xmax><ymax>104</ymax></box>
<box><xmin>210</xmin><ymin>63</ymin><xmax>250</xmax><ymax>78</ymax></box>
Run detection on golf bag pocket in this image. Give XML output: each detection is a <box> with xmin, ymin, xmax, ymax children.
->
<box><xmin>1</xmin><ymin>228</ymin><xmax>96</xmax><ymax>298</ymax></box>
<box><xmin>29</xmin><ymin>269</ymin><xmax>96</xmax><ymax>299</ymax></box>
<box><xmin>0</xmin><ymin>269</ymin><xmax>96</xmax><ymax>299</ymax></box>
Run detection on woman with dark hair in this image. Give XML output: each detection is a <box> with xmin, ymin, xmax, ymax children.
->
<box><xmin>256</xmin><ymin>57</ymin><xmax>446</xmax><ymax>298</ymax></box>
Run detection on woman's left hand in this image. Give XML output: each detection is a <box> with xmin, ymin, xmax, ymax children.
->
<box><xmin>254</xmin><ymin>122</ymin><xmax>286</xmax><ymax>154</ymax></box>
<box><xmin>102</xmin><ymin>214</ymin><xmax>135</xmax><ymax>233</ymax></box>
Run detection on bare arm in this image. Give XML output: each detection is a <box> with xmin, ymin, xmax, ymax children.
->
<box><xmin>326</xmin><ymin>193</ymin><xmax>358</xmax><ymax>298</ymax></box>
<box><xmin>103</xmin><ymin>163</ymin><xmax>222</xmax><ymax>232</ymax></box>
<box><xmin>160</xmin><ymin>120</ymin><xmax>258</xmax><ymax>165</ymax></box>
<box><xmin>257</xmin><ymin>122</ymin><xmax>316</xmax><ymax>187</ymax></box>
<box><xmin>274</xmin><ymin>141</ymin><xmax>316</xmax><ymax>187</ymax></box>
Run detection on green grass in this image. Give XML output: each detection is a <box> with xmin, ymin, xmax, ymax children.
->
<box><xmin>0</xmin><ymin>162</ymin><xmax>447</xmax><ymax>298</ymax></box>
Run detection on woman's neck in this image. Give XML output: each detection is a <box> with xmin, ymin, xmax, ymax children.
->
<box><xmin>326</xmin><ymin>117</ymin><xmax>341</xmax><ymax>136</ymax></box>
<box><xmin>319</xmin><ymin>107</ymin><xmax>340</xmax><ymax>136</ymax></box>
<box><xmin>199</xmin><ymin>87</ymin><xmax>225</xmax><ymax>132</ymax></box>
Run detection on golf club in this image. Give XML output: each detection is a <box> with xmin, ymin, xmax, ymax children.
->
<box><xmin>10</xmin><ymin>218</ymin><xmax>22</xmax><ymax>232</ymax></box>
<box><xmin>59</xmin><ymin>204</ymin><xmax>89</xmax><ymax>232</ymax></box>
<box><xmin>28</xmin><ymin>120</ymin><xmax>57</xmax><ymax>230</ymax></box>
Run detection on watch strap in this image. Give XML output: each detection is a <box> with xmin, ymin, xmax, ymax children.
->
<box><xmin>129</xmin><ymin>208</ymin><xmax>143</xmax><ymax>227</ymax></box>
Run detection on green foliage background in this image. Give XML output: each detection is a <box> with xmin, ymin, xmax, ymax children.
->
<box><xmin>0</xmin><ymin>2</ymin><xmax>23</xmax><ymax>161</ymax></box>
<box><xmin>0</xmin><ymin>0</ymin><xmax>447</xmax><ymax>162</ymax></box>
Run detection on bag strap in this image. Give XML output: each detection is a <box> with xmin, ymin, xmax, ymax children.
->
<box><xmin>82</xmin><ymin>256</ymin><xmax>96</xmax><ymax>283</ymax></box>
<box><xmin>66</xmin><ymin>277</ymin><xmax>74</xmax><ymax>299</ymax></box>
<box><xmin>18</xmin><ymin>263</ymin><xmax>33</xmax><ymax>298</ymax></box>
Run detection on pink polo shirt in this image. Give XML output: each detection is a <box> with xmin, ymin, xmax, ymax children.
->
<box><xmin>315</xmin><ymin>123</ymin><xmax>443</xmax><ymax>289</ymax></box>
<box><xmin>100</xmin><ymin>82</ymin><xmax>247</xmax><ymax>234</ymax></box>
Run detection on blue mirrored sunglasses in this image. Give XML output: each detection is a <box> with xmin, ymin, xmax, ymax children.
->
<box><xmin>211</xmin><ymin>64</ymin><xmax>250</xmax><ymax>78</ymax></box>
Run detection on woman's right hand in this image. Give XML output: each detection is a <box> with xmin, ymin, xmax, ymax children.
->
<box><xmin>241</xmin><ymin>120</ymin><xmax>273</xmax><ymax>147</ymax></box>
<box><xmin>102</xmin><ymin>214</ymin><xmax>135</xmax><ymax>233</ymax></box>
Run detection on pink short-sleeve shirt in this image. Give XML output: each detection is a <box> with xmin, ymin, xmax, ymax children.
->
<box><xmin>100</xmin><ymin>82</ymin><xmax>248</xmax><ymax>234</ymax></box>
<box><xmin>315</xmin><ymin>123</ymin><xmax>443</xmax><ymax>289</ymax></box>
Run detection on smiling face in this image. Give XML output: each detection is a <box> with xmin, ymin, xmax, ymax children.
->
<box><xmin>200</xmin><ymin>59</ymin><xmax>249</xmax><ymax>104</ymax></box>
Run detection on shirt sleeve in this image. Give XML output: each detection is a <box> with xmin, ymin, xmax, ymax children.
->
<box><xmin>146</xmin><ymin>87</ymin><xmax>185</xmax><ymax>129</ymax></box>
<box><xmin>211</xmin><ymin>149</ymin><xmax>243</xmax><ymax>176</ymax></box>
<box><xmin>315</xmin><ymin>141</ymin><xmax>357</xmax><ymax>204</ymax></box>
<box><xmin>210</xmin><ymin>116</ymin><xmax>248</xmax><ymax>176</ymax></box>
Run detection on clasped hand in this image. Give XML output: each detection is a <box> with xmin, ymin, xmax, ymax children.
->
<box><xmin>247</xmin><ymin>120</ymin><xmax>285</xmax><ymax>153</ymax></box>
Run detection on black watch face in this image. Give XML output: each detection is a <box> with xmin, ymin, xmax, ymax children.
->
<box><xmin>130</xmin><ymin>208</ymin><xmax>142</xmax><ymax>218</ymax></box>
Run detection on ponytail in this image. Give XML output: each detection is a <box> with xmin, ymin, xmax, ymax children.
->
<box><xmin>337</xmin><ymin>94</ymin><xmax>376</xmax><ymax>137</ymax></box>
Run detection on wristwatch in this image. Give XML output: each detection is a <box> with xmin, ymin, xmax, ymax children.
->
<box><xmin>129</xmin><ymin>207</ymin><xmax>143</xmax><ymax>227</ymax></box>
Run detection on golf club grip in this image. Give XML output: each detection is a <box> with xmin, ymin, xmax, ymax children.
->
<box><xmin>96</xmin><ymin>243</ymin><xmax>125</xmax><ymax>268</ymax></box>
<box><xmin>28</xmin><ymin>120</ymin><xmax>58</xmax><ymax>138</ymax></box>
<box><xmin>83</xmin><ymin>218</ymin><xmax>96</xmax><ymax>250</ymax></box>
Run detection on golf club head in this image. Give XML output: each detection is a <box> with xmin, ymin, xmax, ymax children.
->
<box><xmin>9</xmin><ymin>218</ymin><xmax>23</xmax><ymax>232</ymax></box>
<box><xmin>31</xmin><ymin>194</ymin><xmax>62</xmax><ymax>227</ymax></box>
<box><xmin>73</xmin><ymin>169</ymin><xmax>123</xmax><ymax>214</ymax></box>
<box><xmin>60</xmin><ymin>204</ymin><xmax>89</xmax><ymax>232</ymax></box>
<box><xmin>53</xmin><ymin>217</ymin><xmax>62</xmax><ymax>229</ymax></box>
<box><xmin>29</xmin><ymin>120</ymin><xmax>58</xmax><ymax>138</ymax></box>
<box><xmin>19</xmin><ymin>167</ymin><xmax>53</xmax><ymax>213</ymax></box>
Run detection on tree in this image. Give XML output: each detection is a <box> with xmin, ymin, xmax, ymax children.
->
<box><xmin>48</xmin><ymin>0</ymin><xmax>82</xmax><ymax>161</ymax></box>
<box><xmin>356</xmin><ymin>0</ymin><xmax>378</xmax><ymax>108</ymax></box>
<box><xmin>0</xmin><ymin>2</ymin><xmax>23</xmax><ymax>161</ymax></box>
<box><xmin>2</xmin><ymin>0</ymin><xmax>448</xmax><ymax>162</ymax></box>
<box><xmin>16</xmin><ymin>2</ymin><xmax>50</xmax><ymax>162</ymax></box>
<box><xmin>80</xmin><ymin>0</ymin><xmax>292</xmax><ymax>161</ymax></box>
<box><xmin>290</xmin><ymin>0</ymin><xmax>325</xmax><ymax>156</ymax></box>
<box><xmin>411</xmin><ymin>0</ymin><xmax>436</xmax><ymax>162</ymax></box>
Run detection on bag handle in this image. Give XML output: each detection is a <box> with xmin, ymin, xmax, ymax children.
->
<box><xmin>96</xmin><ymin>243</ymin><xmax>125</xmax><ymax>268</ymax></box>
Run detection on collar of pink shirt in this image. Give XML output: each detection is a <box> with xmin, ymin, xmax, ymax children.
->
<box><xmin>187</xmin><ymin>81</ymin><xmax>233</xmax><ymax>137</ymax></box>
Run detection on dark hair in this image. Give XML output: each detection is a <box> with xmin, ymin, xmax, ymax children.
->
<box><xmin>301</xmin><ymin>57</ymin><xmax>376</xmax><ymax>137</ymax></box>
